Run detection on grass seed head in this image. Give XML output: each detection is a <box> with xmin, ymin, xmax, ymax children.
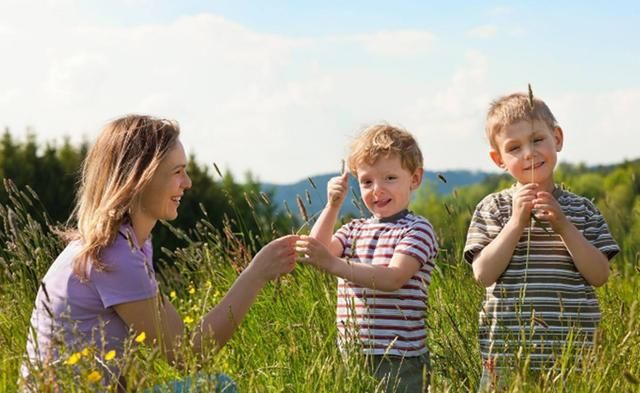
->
<box><xmin>296</xmin><ymin>195</ymin><xmax>309</xmax><ymax>222</ymax></box>
<box><xmin>213</xmin><ymin>162</ymin><xmax>223</xmax><ymax>178</ymax></box>
<box><xmin>259</xmin><ymin>192</ymin><xmax>271</xmax><ymax>205</ymax></box>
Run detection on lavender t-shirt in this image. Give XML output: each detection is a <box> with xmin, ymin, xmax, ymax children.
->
<box><xmin>22</xmin><ymin>223</ymin><xmax>158</xmax><ymax>378</ymax></box>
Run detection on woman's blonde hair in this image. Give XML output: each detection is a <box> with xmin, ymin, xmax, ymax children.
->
<box><xmin>68</xmin><ymin>115</ymin><xmax>180</xmax><ymax>281</ymax></box>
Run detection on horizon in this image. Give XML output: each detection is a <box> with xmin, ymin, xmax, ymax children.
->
<box><xmin>1</xmin><ymin>124</ymin><xmax>638</xmax><ymax>186</ymax></box>
<box><xmin>1</xmin><ymin>1</ymin><xmax>638</xmax><ymax>183</ymax></box>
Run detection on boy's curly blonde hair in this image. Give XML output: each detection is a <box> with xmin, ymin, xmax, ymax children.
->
<box><xmin>486</xmin><ymin>92</ymin><xmax>559</xmax><ymax>149</ymax></box>
<box><xmin>347</xmin><ymin>124</ymin><xmax>423</xmax><ymax>176</ymax></box>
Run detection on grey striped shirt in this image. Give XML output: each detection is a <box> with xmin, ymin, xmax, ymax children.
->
<box><xmin>464</xmin><ymin>185</ymin><xmax>619</xmax><ymax>369</ymax></box>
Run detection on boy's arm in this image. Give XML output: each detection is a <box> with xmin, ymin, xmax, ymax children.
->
<box><xmin>296</xmin><ymin>235</ymin><xmax>420</xmax><ymax>291</ymax></box>
<box><xmin>309</xmin><ymin>172</ymin><xmax>349</xmax><ymax>256</ymax></box>
<box><xmin>472</xmin><ymin>219</ymin><xmax>524</xmax><ymax>287</ymax></box>
<box><xmin>533</xmin><ymin>191</ymin><xmax>609</xmax><ymax>286</ymax></box>
<box><xmin>309</xmin><ymin>205</ymin><xmax>343</xmax><ymax>256</ymax></box>
<box><xmin>471</xmin><ymin>184</ymin><xmax>537</xmax><ymax>287</ymax></box>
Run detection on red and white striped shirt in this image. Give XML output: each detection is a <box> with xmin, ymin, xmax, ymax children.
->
<box><xmin>333</xmin><ymin>210</ymin><xmax>438</xmax><ymax>357</ymax></box>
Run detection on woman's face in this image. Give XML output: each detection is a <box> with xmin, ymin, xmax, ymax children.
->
<box><xmin>137</xmin><ymin>140</ymin><xmax>192</xmax><ymax>224</ymax></box>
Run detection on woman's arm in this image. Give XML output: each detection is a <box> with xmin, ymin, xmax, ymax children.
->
<box><xmin>114</xmin><ymin>235</ymin><xmax>298</xmax><ymax>368</ymax></box>
<box><xmin>113</xmin><ymin>295</ymin><xmax>185</xmax><ymax>365</ymax></box>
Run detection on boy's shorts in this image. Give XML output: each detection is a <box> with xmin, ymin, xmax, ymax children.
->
<box><xmin>366</xmin><ymin>352</ymin><xmax>430</xmax><ymax>393</ymax></box>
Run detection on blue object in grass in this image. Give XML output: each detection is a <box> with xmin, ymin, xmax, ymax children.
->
<box><xmin>147</xmin><ymin>372</ymin><xmax>237</xmax><ymax>393</ymax></box>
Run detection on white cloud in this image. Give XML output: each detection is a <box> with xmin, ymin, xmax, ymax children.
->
<box><xmin>467</xmin><ymin>25</ymin><xmax>499</xmax><ymax>39</ymax></box>
<box><xmin>467</xmin><ymin>24</ymin><xmax>526</xmax><ymax>39</ymax></box>
<box><xmin>434</xmin><ymin>51</ymin><xmax>490</xmax><ymax>117</ymax></box>
<box><xmin>487</xmin><ymin>6</ymin><xmax>513</xmax><ymax>17</ymax></box>
<box><xmin>551</xmin><ymin>88</ymin><xmax>640</xmax><ymax>166</ymax></box>
<box><xmin>407</xmin><ymin>51</ymin><xmax>493</xmax><ymax>171</ymax></box>
<box><xmin>348</xmin><ymin>30</ymin><xmax>436</xmax><ymax>57</ymax></box>
<box><xmin>0</xmin><ymin>2</ymin><xmax>636</xmax><ymax>184</ymax></box>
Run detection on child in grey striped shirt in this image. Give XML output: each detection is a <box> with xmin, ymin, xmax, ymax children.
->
<box><xmin>464</xmin><ymin>92</ymin><xmax>619</xmax><ymax>391</ymax></box>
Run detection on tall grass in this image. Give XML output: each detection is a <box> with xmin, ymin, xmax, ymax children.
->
<box><xmin>1</xmin><ymin>178</ymin><xmax>639</xmax><ymax>392</ymax></box>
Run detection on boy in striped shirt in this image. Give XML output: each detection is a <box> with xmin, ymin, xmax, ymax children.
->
<box><xmin>296</xmin><ymin>124</ymin><xmax>438</xmax><ymax>393</ymax></box>
<box><xmin>464</xmin><ymin>92</ymin><xmax>619</xmax><ymax>390</ymax></box>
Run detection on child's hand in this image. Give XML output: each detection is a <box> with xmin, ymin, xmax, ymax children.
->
<box><xmin>511</xmin><ymin>183</ymin><xmax>538</xmax><ymax>229</ymax></box>
<box><xmin>327</xmin><ymin>171</ymin><xmax>349</xmax><ymax>208</ymax></box>
<box><xmin>295</xmin><ymin>235</ymin><xmax>338</xmax><ymax>273</ymax></box>
<box><xmin>533</xmin><ymin>191</ymin><xmax>570</xmax><ymax>234</ymax></box>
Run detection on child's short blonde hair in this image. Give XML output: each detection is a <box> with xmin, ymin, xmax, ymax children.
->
<box><xmin>486</xmin><ymin>92</ymin><xmax>559</xmax><ymax>149</ymax></box>
<box><xmin>347</xmin><ymin>124</ymin><xmax>423</xmax><ymax>175</ymax></box>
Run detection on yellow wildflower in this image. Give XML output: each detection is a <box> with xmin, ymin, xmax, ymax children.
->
<box><xmin>104</xmin><ymin>350</ymin><xmax>116</xmax><ymax>361</ymax></box>
<box><xmin>170</xmin><ymin>290</ymin><xmax>177</xmax><ymax>299</ymax></box>
<box><xmin>135</xmin><ymin>332</ymin><xmax>146</xmax><ymax>343</ymax></box>
<box><xmin>65</xmin><ymin>352</ymin><xmax>82</xmax><ymax>366</ymax></box>
<box><xmin>87</xmin><ymin>370</ymin><xmax>102</xmax><ymax>383</ymax></box>
<box><xmin>184</xmin><ymin>316</ymin><xmax>194</xmax><ymax>324</ymax></box>
<box><xmin>81</xmin><ymin>347</ymin><xmax>91</xmax><ymax>357</ymax></box>
<box><xmin>205</xmin><ymin>280</ymin><xmax>212</xmax><ymax>288</ymax></box>
<box><xmin>188</xmin><ymin>287</ymin><xmax>195</xmax><ymax>295</ymax></box>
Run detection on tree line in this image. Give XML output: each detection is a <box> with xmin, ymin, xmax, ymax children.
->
<box><xmin>2</xmin><ymin>128</ymin><xmax>638</xmax><ymax>274</ymax></box>
<box><xmin>0</xmin><ymin>129</ymin><xmax>289</xmax><ymax>265</ymax></box>
<box><xmin>412</xmin><ymin>159</ymin><xmax>640</xmax><ymax>275</ymax></box>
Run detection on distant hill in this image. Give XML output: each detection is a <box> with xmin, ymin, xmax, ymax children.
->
<box><xmin>261</xmin><ymin>169</ymin><xmax>492</xmax><ymax>218</ymax></box>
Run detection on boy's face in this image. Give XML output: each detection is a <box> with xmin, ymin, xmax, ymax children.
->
<box><xmin>489</xmin><ymin>119</ymin><xmax>563</xmax><ymax>191</ymax></box>
<box><xmin>355</xmin><ymin>154</ymin><xmax>423</xmax><ymax>219</ymax></box>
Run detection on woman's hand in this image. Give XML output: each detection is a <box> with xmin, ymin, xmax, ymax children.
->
<box><xmin>246</xmin><ymin>235</ymin><xmax>298</xmax><ymax>282</ymax></box>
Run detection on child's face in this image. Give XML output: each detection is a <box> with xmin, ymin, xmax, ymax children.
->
<box><xmin>489</xmin><ymin>119</ymin><xmax>563</xmax><ymax>191</ymax></box>
<box><xmin>355</xmin><ymin>154</ymin><xmax>422</xmax><ymax>219</ymax></box>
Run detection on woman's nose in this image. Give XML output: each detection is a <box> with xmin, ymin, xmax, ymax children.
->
<box><xmin>183</xmin><ymin>174</ymin><xmax>192</xmax><ymax>189</ymax></box>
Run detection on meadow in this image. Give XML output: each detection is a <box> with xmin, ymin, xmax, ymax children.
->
<box><xmin>1</xmin><ymin>158</ymin><xmax>639</xmax><ymax>392</ymax></box>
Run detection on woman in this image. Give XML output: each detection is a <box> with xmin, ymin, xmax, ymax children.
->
<box><xmin>21</xmin><ymin>115</ymin><xmax>297</xmax><ymax>392</ymax></box>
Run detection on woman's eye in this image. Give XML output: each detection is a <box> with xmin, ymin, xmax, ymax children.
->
<box><xmin>508</xmin><ymin>146</ymin><xmax>520</xmax><ymax>152</ymax></box>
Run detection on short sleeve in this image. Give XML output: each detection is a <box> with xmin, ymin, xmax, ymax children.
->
<box><xmin>464</xmin><ymin>196</ymin><xmax>504</xmax><ymax>264</ymax></box>
<box><xmin>582</xmin><ymin>200</ymin><xmax>620</xmax><ymax>260</ymax></box>
<box><xmin>91</xmin><ymin>236</ymin><xmax>158</xmax><ymax>308</ymax></box>
<box><xmin>395</xmin><ymin>220</ymin><xmax>439</xmax><ymax>267</ymax></box>
<box><xmin>333</xmin><ymin>220</ymin><xmax>358</xmax><ymax>257</ymax></box>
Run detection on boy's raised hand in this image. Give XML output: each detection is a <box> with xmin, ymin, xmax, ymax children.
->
<box><xmin>327</xmin><ymin>170</ymin><xmax>349</xmax><ymax>208</ymax></box>
<box><xmin>511</xmin><ymin>183</ymin><xmax>538</xmax><ymax>229</ymax></box>
<box><xmin>533</xmin><ymin>191</ymin><xmax>570</xmax><ymax>234</ymax></box>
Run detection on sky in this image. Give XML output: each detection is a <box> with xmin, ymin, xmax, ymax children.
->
<box><xmin>1</xmin><ymin>1</ymin><xmax>639</xmax><ymax>184</ymax></box>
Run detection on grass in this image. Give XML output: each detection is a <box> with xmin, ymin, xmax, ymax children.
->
<box><xmin>1</xmin><ymin>179</ymin><xmax>639</xmax><ymax>392</ymax></box>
